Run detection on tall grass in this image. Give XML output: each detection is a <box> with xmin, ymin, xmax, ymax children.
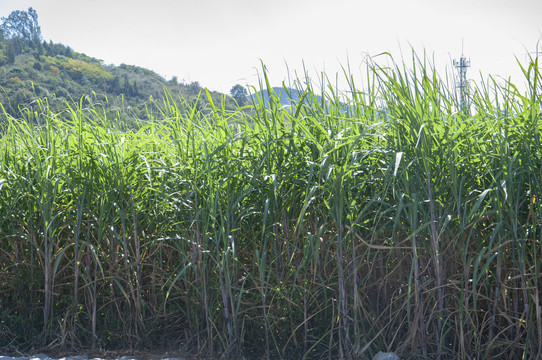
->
<box><xmin>1</xmin><ymin>53</ymin><xmax>541</xmax><ymax>359</ymax></box>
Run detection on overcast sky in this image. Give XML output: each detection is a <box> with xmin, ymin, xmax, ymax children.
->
<box><xmin>0</xmin><ymin>0</ymin><xmax>541</xmax><ymax>94</ymax></box>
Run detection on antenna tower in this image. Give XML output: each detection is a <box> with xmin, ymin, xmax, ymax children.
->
<box><xmin>453</xmin><ymin>43</ymin><xmax>470</xmax><ymax>113</ymax></box>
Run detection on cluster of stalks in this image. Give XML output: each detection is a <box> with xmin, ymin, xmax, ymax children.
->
<box><xmin>0</xmin><ymin>54</ymin><xmax>541</xmax><ymax>359</ymax></box>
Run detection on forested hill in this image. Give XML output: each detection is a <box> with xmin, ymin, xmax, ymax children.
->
<box><xmin>0</xmin><ymin>8</ymin><xmax>235</xmax><ymax>118</ymax></box>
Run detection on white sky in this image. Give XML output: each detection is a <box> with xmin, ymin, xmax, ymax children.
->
<box><xmin>0</xmin><ymin>0</ymin><xmax>541</xmax><ymax>94</ymax></box>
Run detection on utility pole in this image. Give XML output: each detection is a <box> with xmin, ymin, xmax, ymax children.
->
<box><xmin>453</xmin><ymin>43</ymin><xmax>471</xmax><ymax>114</ymax></box>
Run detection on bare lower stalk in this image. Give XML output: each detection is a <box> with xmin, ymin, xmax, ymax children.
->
<box><xmin>427</xmin><ymin>176</ymin><xmax>445</xmax><ymax>356</ymax></box>
<box><xmin>91</xmin><ymin>254</ymin><xmax>98</xmax><ymax>349</ymax></box>
<box><xmin>217</xmin><ymin>252</ymin><xmax>232</xmax><ymax>346</ymax></box>
<box><xmin>412</xmin><ymin>234</ymin><xmax>427</xmax><ymax>357</ymax></box>
<box><xmin>73</xmin><ymin>192</ymin><xmax>85</xmax><ymax>335</ymax></box>
<box><xmin>43</xmin><ymin>228</ymin><xmax>52</xmax><ymax>345</ymax></box>
<box><xmin>336</xmin><ymin>224</ymin><xmax>350</xmax><ymax>357</ymax></box>
<box><xmin>130</xmin><ymin>187</ymin><xmax>142</xmax><ymax>330</ymax></box>
<box><xmin>489</xmin><ymin>246</ymin><xmax>503</xmax><ymax>342</ymax></box>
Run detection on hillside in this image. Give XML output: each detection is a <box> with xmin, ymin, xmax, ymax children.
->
<box><xmin>0</xmin><ymin>9</ymin><xmax>236</xmax><ymax>119</ymax></box>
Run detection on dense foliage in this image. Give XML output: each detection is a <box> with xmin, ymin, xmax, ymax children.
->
<box><xmin>0</xmin><ymin>9</ymin><xmax>235</xmax><ymax>119</ymax></box>
<box><xmin>0</xmin><ymin>54</ymin><xmax>541</xmax><ymax>359</ymax></box>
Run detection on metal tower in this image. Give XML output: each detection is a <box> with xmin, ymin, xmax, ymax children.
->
<box><xmin>453</xmin><ymin>47</ymin><xmax>470</xmax><ymax>114</ymax></box>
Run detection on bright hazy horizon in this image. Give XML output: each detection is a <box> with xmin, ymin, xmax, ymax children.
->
<box><xmin>0</xmin><ymin>0</ymin><xmax>541</xmax><ymax>94</ymax></box>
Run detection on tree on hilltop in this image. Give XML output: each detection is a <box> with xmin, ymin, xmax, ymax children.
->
<box><xmin>230</xmin><ymin>84</ymin><xmax>248</xmax><ymax>106</ymax></box>
<box><xmin>1</xmin><ymin>7</ymin><xmax>42</xmax><ymax>42</ymax></box>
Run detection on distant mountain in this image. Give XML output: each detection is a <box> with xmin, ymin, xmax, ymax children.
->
<box><xmin>251</xmin><ymin>86</ymin><xmax>389</xmax><ymax>119</ymax></box>
<box><xmin>251</xmin><ymin>86</ymin><xmax>324</xmax><ymax>108</ymax></box>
